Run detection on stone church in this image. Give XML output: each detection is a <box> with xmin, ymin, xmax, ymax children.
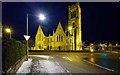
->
<box><xmin>33</xmin><ymin>2</ymin><xmax>82</xmax><ymax>51</ymax></box>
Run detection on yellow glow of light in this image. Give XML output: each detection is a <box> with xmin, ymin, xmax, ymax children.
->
<box><xmin>90</xmin><ymin>49</ymin><xmax>94</xmax><ymax>52</ymax></box>
<box><xmin>90</xmin><ymin>58</ymin><xmax>95</xmax><ymax>63</ymax></box>
<box><xmin>5</xmin><ymin>28</ymin><xmax>11</xmax><ymax>33</ymax></box>
<box><xmin>91</xmin><ymin>43</ymin><xmax>94</xmax><ymax>45</ymax></box>
<box><xmin>68</xmin><ymin>26</ymin><xmax>72</xmax><ymax>31</ymax></box>
<box><xmin>90</xmin><ymin>54</ymin><xmax>94</xmax><ymax>56</ymax></box>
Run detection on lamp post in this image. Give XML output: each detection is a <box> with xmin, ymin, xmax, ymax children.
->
<box><xmin>24</xmin><ymin>13</ymin><xmax>46</xmax><ymax>61</ymax></box>
<box><xmin>24</xmin><ymin>13</ymin><xmax>30</xmax><ymax>61</ymax></box>
<box><xmin>24</xmin><ymin>13</ymin><xmax>31</xmax><ymax>61</ymax></box>
<box><xmin>5</xmin><ymin>28</ymin><xmax>11</xmax><ymax>39</ymax></box>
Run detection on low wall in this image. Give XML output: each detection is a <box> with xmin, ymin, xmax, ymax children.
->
<box><xmin>5</xmin><ymin>56</ymin><xmax>26</xmax><ymax>75</ymax></box>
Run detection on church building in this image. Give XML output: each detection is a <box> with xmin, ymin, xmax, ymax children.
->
<box><xmin>33</xmin><ymin>2</ymin><xmax>82</xmax><ymax>51</ymax></box>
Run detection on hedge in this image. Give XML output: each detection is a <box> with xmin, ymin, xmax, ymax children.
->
<box><xmin>2</xmin><ymin>37</ymin><xmax>26</xmax><ymax>72</ymax></box>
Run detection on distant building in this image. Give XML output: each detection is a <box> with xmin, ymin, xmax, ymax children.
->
<box><xmin>89</xmin><ymin>43</ymin><xmax>96</xmax><ymax>52</ymax></box>
<box><xmin>32</xmin><ymin>3</ymin><xmax>82</xmax><ymax>50</ymax></box>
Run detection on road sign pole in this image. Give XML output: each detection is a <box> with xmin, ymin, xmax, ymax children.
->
<box><xmin>26</xmin><ymin>13</ymin><xmax>29</xmax><ymax>61</ymax></box>
<box><xmin>24</xmin><ymin>35</ymin><xmax>30</xmax><ymax>61</ymax></box>
<box><xmin>26</xmin><ymin>40</ymin><xmax>28</xmax><ymax>61</ymax></box>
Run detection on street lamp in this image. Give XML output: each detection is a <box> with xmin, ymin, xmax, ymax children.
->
<box><xmin>5</xmin><ymin>28</ymin><xmax>11</xmax><ymax>39</ymax></box>
<box><xmin>24</xmin><ymin>13</ymin><xmax>46</xmax><ymax>61</ymax></box>
<box><xmin>38</xmin><ymin>14</ymin><xmax>46</xmax><ymax>21</ymax></box>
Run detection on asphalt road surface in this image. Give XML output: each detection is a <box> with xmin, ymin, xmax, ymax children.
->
<box><xmin>17</xmin><ymin>52</ymin><xmax>120</xmax><ymax>74</ymax></box>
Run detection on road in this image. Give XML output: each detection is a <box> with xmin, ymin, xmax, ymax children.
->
<box><xmin>17</xmin><ymin>52</ymin><xmax>120</xmax><ymax>74</ymax></box>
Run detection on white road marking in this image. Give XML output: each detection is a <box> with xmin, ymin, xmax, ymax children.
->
<box><xmin>83</xmin><ymin>59</ymin><xmax>114</xmax><ymax>72</ymax></box>
<box><xmin>66</xmin><ymin>57</ymin><xmax>72</xmax><ymax>61</ymax></box>
<box><xmin>62</xmin><ymin>57</ymin><xmax>72</xmax><ymax>61</ymax></box>
<box><xmin>66</xmin><ymin>70</ymin><xmax>70</xmax><ymax>73</ymax></box>
<box><xmin>56</xmin><ymin>61</ymin><xmax>70</xmax><ymax>73</ymax></box>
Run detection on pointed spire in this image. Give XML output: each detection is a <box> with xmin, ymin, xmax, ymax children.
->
<box><xmin>38</xmin><ymin>25</ymin><xmax>41</xmax><ymax>29</ymax></box>
<box><xmin>55</xmin><ymin>21</ymin><xmax>65</xmax><ymax>34</ymax></box>
<box><xmin>76</xmin><ymin>2</ymin><xmax>80</xmax><ymax>7</ymax></box>
<box><xmin>36</xmin><ymin>25</ymin><xmax>45</xmax><ymax>36</ymax></box>
<box><xmin>37</xmin><ymin>25</ymin><xmax>42</xmax><ymax>33</ymax></box>
<box><xmin>58</xmin><ymin>21</ymin><xmax>61</xmax><ymax>25</ymax></box>
<box><xmin>76</xmin><ymin>2</ymin><xmax>79</xmax><ymax>5</ymax></box>
<box><xmin>57</xmin><ymin>21</ymin><xmax>63</xmax><ymax>29</ymax></box>
<box><xmin>53</xmin><ymin>29</ymin><xmax>54</xmax><ymax>34</ymax></box>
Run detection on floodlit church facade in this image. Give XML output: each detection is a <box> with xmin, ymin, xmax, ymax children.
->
<box><xmin>33</xmin><ymin>2</ymin><xmax>82</xmax><ymax>51</ymax></box>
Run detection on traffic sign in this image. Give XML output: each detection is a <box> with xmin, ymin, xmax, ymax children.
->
<box><xmin>24</xmin><ymin>35</ymin><xmax>30</xmax><ymax>40</ymax></box>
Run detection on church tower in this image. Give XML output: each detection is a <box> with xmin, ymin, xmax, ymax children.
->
<box><xmin>68</xmin><ymin>2</ymin><xmax>82</xmax><ymax>50</ymax></box>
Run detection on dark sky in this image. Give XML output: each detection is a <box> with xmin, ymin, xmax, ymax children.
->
<box><xmin>2</xmin><ymin>2</ymin><xmax>119</xmax><ymax>43</ymax></box>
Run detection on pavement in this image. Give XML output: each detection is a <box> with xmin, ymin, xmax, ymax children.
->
<box><xmin>16</xmin><ymin>54</ymin><xmax>113</xmax><ymax>73</ymax></box>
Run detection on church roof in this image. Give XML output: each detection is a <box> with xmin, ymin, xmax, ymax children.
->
<box><xmin>36</xmin><ymin>21</ymin><xmax>66</xmax><ymax>37</ymax></box>
<box><xmin>55</xmin><ymin>21</ymin><xmax>65</xmax><ymax>34</ymax></box>
<box><xmin>40</xmin><ymin>25</ymin><xmax>49</xmax><ymax>36</ymax></box>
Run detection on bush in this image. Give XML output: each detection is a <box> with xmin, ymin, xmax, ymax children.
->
<box><xmin>2</xmin><ymin>37</ymin><xmax>26</xmax><ymax>71</ymax></box>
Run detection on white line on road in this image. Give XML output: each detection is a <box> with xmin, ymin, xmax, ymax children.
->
<box><xmin>55</xmin><ymin>61</ymin><xmax>71</xmax><ymax>73</ymax></box>
<box><xmin>62</xmin><ymin>57</ymin><xmax>72</xmax><ymax>61</ymax></box>
<box><xmin>83</xmin><ymin>59</ymin><xmax>114</xmax><ymax>72</ymax></box>
<box><xmin>66</xmin><ymin>70</ymin><xmax>70</xmax><ymax>73</ymax></box>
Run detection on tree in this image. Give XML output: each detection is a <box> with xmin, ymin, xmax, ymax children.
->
<box><xmin>82</xmin><ymin>42</ymin><xmax>86</xmax><ymax>50</ymax></box>
<box><xmin>28</xmin><ymin>38</ymin><xmax>35</xmax><ymax>50</ymax></box>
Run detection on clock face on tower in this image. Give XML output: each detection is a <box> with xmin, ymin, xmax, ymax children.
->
<box><xmin>71</xmin><ymin>11</ymin><xmax>76</xmax><ymax>19</ymax></box>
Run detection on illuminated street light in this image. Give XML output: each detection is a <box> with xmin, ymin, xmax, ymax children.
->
<box><xmin>90</xmin><ymin>43</ymin><xmax>94</xmax><ymax>52</ymax></box>
<box><xmin>5</xmin><ymin>28</ymin><xmax>11</xmax><ymax>33</ymax></box>
<box><xmin>90</xmin><ymin>49</ymin><xmax>94</xmax><ymax>52</ymax></box>
<box><xmin>116</xmin><ymin>43</ymin><xmax>118</xmax><ymax>46</ymax></box>
<box><xmin>5</xmin><ymin>28</ymin><xmax>11</xmax><ymax>39</ymax></box>
<box><xmin>91</xmin><ymin>43</ymin><xmax>94</xmax><ymax>45</ymax></box>
<box><xmin>38</xmin><ymin>14</ymin><xmax>46</xmax><ymax>21</ymax></box>
<box><xmin>25</xmin><ymin>13</ymin><xmax>46</xmax><ymax>61</ymax></box>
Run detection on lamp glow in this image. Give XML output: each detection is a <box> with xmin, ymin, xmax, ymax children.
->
<box><xmin>5</xmin><ymin>28</ymin><xmax>11</xmax><ymax>33</ymax></box>
<box><xmin>5</xmin><ymin>28</ymin><xmax>11</xmax><ymax>39</ymax></box>
<box><xmin>68</xmin><ymin>26</ymin><xmax>72</xmax><ymax>31</ymax></box>
<box><xmin>39</xmin><ymin>14</ymin><xmax>45</xmax><ymax>21</ymax></box>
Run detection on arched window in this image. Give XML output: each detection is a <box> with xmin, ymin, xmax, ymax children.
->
<box><xmin>59</xmin><ymin>35</ymin><xmax>60</xmax><ymax>42</ymax></box>
<box><xmin>70</xmin><ymin>39</ymin><xmax>72</xmax><ymax>43</ymax></box>
<box><xmin>57</xmin><ymin>35</ymin><xmax>58</xmax><ymax>42</ymax></box>
<box><xmin>73</xmin><ymin>22</ymin><xmax>75</xmax><ymax>28</ymax></box>
<box><xmin>61</xmin><ymin>36</ymin><xmax>63</xmax><ymax>42</ymax></box>
<box><xmin>51</xmin><ymin>38</ymin><xmax>52</xmax><ymax>42</ymax></box>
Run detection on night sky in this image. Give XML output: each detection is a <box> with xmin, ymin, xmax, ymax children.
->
<box><xmin>2</xmin><ymin>2</ymin><xmax>119</xmax><ymax>44</ymax></box>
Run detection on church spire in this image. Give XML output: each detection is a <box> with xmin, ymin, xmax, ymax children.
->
<box><xmin>36</xmin><ymin>25</ymin><xmax>45</xmax><ymax>36</ymax></box>
<box><xmin>55</xmin><ymin>21</ymin><xmax>64</xmax><ymax>34</ymax></box>
<box><xmin>53</xmin><ymin>29</ymin><xmax>54</xmax><ymax>35</ymax></box>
